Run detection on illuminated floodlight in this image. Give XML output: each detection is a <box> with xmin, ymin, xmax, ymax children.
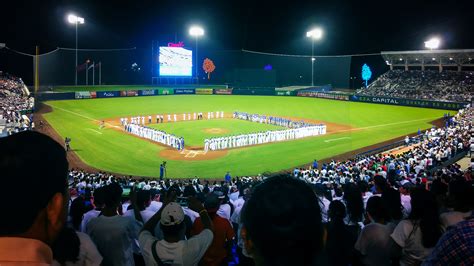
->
<box><xmin>189</xmin><ymin>26</ymin><xmax>204</xmax><ymax>37</ymax></box>
<box><xmin>306</xmin><ymin>28</ymin><xmax>323</xmax><ymax>40</ymax></box>
<box><xmin>432</xmin><ymin>58</ymin><xmax>436</xmax><ymax>60</ymax></box>
<box><xmin>415</xmin><ymin>58</ymin><xmax>419</xmax><ymax>61</ymax></box>
<box><xmin>68</xmin><ymin>14</ymin><xmax>84</xmax><ymax>24</ymax></box>
<box><xmin>399</xmin><ymin>58</ymin><xmax>403</xmax><ymax>61</ymax></box>
<box><xmin>311</xmin><ymin>58</ymin><xmax>316</xmax><ymax>61</ymax></box>
<box><xmin>449</xmin><ymin>57</ymin><xmax>453</xmax><ymax>60</ymax></box>
<box><xmin>424</xmin><ymin>38</ymin><xmax>440</xmax><ymax>50</ymax></box>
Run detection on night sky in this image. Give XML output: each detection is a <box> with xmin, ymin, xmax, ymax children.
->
<box><xmin>1</xmin><ymin>0</ymin><xmax>473</xmax><ymax>84</ymax></box>
<box><xmin>2</xmin><ymin>0</ymin><xmax>473</xmax><ymax>54</ymax></box>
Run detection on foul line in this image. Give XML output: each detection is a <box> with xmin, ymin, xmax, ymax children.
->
<box><xmin>49</xmin><ymin>105</ymin><xmax>120</xmax><ymax>128</ymax></box>
<box><xmin>332</xmin><ymin>117</ymin><xmax>441</xmax><ymax>134</ymax></box>
<box><xmin>324</xmin><ymin>137</ymin><xmax>351</xmax><ymax>143</ymax></box>
<box><xmin>86</xmin><ymin>128</ymin><xmax>103</xmax><ymax>135</ymax></box>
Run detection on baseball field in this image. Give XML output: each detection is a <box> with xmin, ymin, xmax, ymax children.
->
<box><xmin>42</xmin><ymin>95</ymin><xmax>449</xmax><ymax>178</ymax></box>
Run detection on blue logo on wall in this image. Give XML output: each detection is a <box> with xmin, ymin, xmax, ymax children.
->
<box><xmin>264</xmin><ymin>64</ymin><xmax>273</xmax><ymax>71</ymax></box>
<box><xmin>361</xmin><ymin>64</ymin><xmax>372</xmax><ymax>87</ymax></box>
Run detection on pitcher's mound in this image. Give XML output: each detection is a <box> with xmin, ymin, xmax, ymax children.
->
<box><xmin>203</xmin><ymin>128</ymin><xmax>230</xmax><ymax>134</ymax></box>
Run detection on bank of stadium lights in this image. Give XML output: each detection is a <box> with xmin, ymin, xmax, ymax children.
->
<box><xmin>189</xmin><ymin>26</ymin><xmax>205</xmax><ymax>84</ymax></box>
<box><xmin>67</xmin><ymin>14</ymin><xmax>85</xmax><ymax>86</ymax></box>
<box><xmin>67</xmin><ymin>14</ymin><xmax>84</xmax><ymax>24</ymax></box>
<box><xmin>424</xmin><ymin>37</ymin><xmax>440</xmax><ymax>50</ymax></box>
<box><xmin>306</xmin><ymin>28</ymin><xmax>323</xmax><ymax>86</ymax></box>
<box><xmin>189</xmin><ymin>26</ymin><xmax>204</xmax><ymax>37</ymax></box>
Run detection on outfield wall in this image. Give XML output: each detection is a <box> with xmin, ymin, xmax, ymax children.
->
<box><xmin>36</xmin><ymin>88</ymin><xmax>468</xmax><ymax>111</ymax></box>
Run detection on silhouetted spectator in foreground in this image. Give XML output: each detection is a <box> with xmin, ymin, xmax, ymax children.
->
<box><xmin>240</xmin><ymin>175</ymin><xmax>323</xmax><ymax>266</ymax></box>
<box><xmin>0</xmin><ymin>131</ymin><xmax>69</xmax><ymax>265</ymax></box>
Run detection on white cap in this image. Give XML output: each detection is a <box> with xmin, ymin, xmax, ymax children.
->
<box><xmin>160</xmin><ymin>202</ymin><xmax>185</xmax><ymax>226</ymax></box>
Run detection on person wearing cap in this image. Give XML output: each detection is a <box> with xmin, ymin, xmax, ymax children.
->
<box><xmin>139</xmin><ymin>193</ymin><xmax>214</xmax><ymax>265</ymax></box>
<box><xmin>192</xmin><ymin>193</ymin><xmax>235</xmax><ymax>266</ymax></box>
<box><xmin>0</xmin><ymin>131</ymin><xmax>69</xmax><ymax>265</ymax></box>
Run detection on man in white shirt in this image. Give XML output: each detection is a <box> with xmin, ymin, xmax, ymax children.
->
<box><xmin>81</xmin><ymin>187</ymin><xmax>105</xmax><ymax>232</ymax></box>
<box><xmin>139</xmin><ymin>194</ymin><xmax>214</xmax><ymax>266</ymax></box>
<box><xmin>123</xmin><ymin>189</ymin><xmax>155</xmax><ymax>223</ymax></box>
<box><xmin>399</xmin><ymin>180</ymin><xmax>413</xmax><ymax>218</ymax></box>
<box><xmin>146</xmin><ymin>192</ymin><xmax>163</xmax><ymax>213</ymax></box>
<box><xmin>86</xmin><ymin>183</ymin><xmax>141</xmax><ymax>266</ymax></box>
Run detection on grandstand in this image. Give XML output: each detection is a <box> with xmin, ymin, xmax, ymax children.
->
<box><xmin>0</xmin><ymin>72</ymin><xmax>34</xmax><ymax>136</ymax></box>
<box><xmin>381</xmin><ymin>49</ymin><xmax>474</xmax><ymax>72</ymax></box>
<box><xmin>357</xmin><ymin>69</ymin><xmax>474</xmax><ymax>102</ymax></box>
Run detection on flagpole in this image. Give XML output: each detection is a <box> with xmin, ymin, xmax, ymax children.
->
<box><xmin>92</xmin><ymin>61</ymin><xmax>95</xmax><ymax>86</ymax></box>
<box><xmin>86</xmin><ymin>61</ymin><xmax>88</xmax><ymax>85</ymax></box>
<box><xmin>99</xmin><ymin>62</ymin><xmax>101</xmax><ymax>85</ymax></box>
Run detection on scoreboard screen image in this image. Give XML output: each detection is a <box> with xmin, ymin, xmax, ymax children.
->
<box><xmin>159</xmin><ymin>47</ymin><xmax>193</xmax><ymax>76</ymax></box>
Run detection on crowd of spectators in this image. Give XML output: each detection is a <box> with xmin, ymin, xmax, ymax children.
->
<box><xmin>357</xmin><ymin>70</ymin><xmax>474</xmax><ymax>102</ymax></box>
<box><xmin>3</xmin><ymin>106</ymin><xmax>468</xmax><ymax>265</ymax></box>
<box><xmin>0</xmin><ymin>71</ymin><xmax>34</xmax><ymax>135</ymax></box>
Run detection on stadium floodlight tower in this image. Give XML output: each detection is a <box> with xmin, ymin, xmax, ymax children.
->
<box><xmin>189</xmin><ymin>26</ymin><xmax>205</xmax><ymax>84</ymax></box>
<box><xmin>424</xmin><ymin>37</ymin><xmax>440</xmax><ymax>50</ymax></box>
<box><xmin>306</xmin><ymin>28</ymin><xmax>323</xmax><ymax>86</ymax></box>
<box><xmin>67</xmin><ymin>14</ymin><xmax>85</xmax><ymax>86</ymax></box>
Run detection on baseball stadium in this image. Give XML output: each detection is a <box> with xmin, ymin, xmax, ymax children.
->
<box><xmin>3</xmin><ymin>46</ymin><xmax>468</xmax><ymax>178</ymax></box>
<box><xmin>1</xmin><ymin>1</ymin><xmax>473</xmax><ymax>265</ymax></box>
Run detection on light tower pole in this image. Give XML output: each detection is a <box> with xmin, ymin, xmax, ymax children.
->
<box><xmin>306</xmin><ymin>28</ymin><xmax>323</xmax><ymax>87</ymax></box>
<box><xmin>189</xmin><ymin>26</ymin><xmax>204</xmax><ymax>84</ymax></box>
<box><xmin>67</xmin><ymin>14</ymin><xmax>85</xmax><ymax>85</ymax></box>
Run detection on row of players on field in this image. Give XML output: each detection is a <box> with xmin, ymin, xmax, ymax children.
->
<box><xmin>121</xmin><ymin>111</ymin><xmax>327</xmax><ymax>151</ymax></box>
<box><xmin>124</xmin><ymin>123</ymin><xmax>185</xmax><ymax>150</ymax></box>
<box><xmin>120</xmin><ymin>111</ymin><xmax>225</xmax><ymax>125</ymax></box>
<box><xmin>204</xmin><ymin>125</ymin><xmax>327</xmax><ymax>151</ymax></box>
<box><xmin>233</xmin><ymin>111</ymin><xmax>319</xmax><ymax>128</ymax></box>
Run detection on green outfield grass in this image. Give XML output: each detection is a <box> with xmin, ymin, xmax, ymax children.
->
<box><xmin>53</xmin><ymin>84</ymin><xmax>227</xmax><ymax>92</ymax></box>
<box><xmin>148</xmin><ymin>119</ymin><xmax>285</xmax><ymax>147</ymax></box>
<box><xmin>43</xmin><ymin>95</ymin><xmax>449</xmax><ymax>178</ymax></box>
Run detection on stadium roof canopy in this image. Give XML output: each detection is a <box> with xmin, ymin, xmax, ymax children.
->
<box><xmin>381</xmin><ymin>49</ymin><xmax>474</xmax><ymax>71</ymax></box>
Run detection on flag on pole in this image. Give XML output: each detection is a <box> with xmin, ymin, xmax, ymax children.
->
<box><xmin>76</xmin><ymin>62</ymin><xmax>87</xmax><ymax>72</ymax></box>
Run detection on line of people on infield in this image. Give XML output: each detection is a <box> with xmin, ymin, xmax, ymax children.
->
<box><xmin>124</xmin><ymin>123</ymin><xmax>185</xmax><ymax>150</ymax></box>
<box><xmin>204</xmin><ymin>125</ymin><xmax>327</xmax><ymax>151</ymax></box>
<box><xmin>120</xmin><ymin>111</ymin><xmax>225</xmax><ymax>126</ymax></box>
<box><xmin>233</xmin><ymin>111</ymin><xmax>319</xmax><ymax>128</ymax></box>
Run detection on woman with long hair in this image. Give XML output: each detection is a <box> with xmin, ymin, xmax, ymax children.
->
<box><xmin>390</xmin><ymin>188</ymin><xmax>443</xmax><ymax>265</ymax></box>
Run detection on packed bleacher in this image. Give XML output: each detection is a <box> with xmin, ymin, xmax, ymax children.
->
<box><xmin>0</xmin><ymin>107</ymin><xmax>473</xmax><ymax>265</ymax></box>
<box><xmin>0</xmin><ymin>71</ymin><xmax>34</xmax><ymax>136</ymax></box>
<box><xmin>357</xmin><ymin>70</ymin><xmax>474</xmax><ymax>103</ymax></box>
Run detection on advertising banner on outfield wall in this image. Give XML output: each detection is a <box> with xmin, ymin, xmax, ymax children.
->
<box><xmin>214</xmin><ymin>88</ymin><xmax>233</xmax><ymax>95</ymax></box>
<box><xmin>75</xmin><ymin>91</ymin><xmax>92</xmax><ymax>99</ymax></box>
<box><xmin>297</xmin><ymin>91</ymin><xmax>350</xmax><ymax>101</ymax></box>
<box><xmin>196</xmin><ymin>88</ymin><xmax>214</xmax><ymax>95</ymax></box>
<box><xmin>350</xmin><ymin>95</ymin><xmax>468</xmax><ymax>110</ymax></box>
<box><xmin>90</xmin><ymin>91</ymin><xmax>97</xmax><ymax>98</ymax></box>
<box><xmin>157</xmin><ymin>88</ymin><xmax>174</xmax><ymax>95</ymax></box>
<box><xmin>275</xmin><ymin>90</ymin><xmax>296</xmax><ymax>96</ymax></box>
<box><xmin>174</xmin><ymin>89</ymin><xmax>195</xmax><ymax>94</ymax></box>
<box><xmin>120</xmin><ymin>90</ymin><xmax>139</xmax><ymax>97</ymax></box>
<box><xmin>138</xmin><ymin>89</ymin><xmax>157</xmax><ymax>96</ymax></box>
<box><xmin>96</xmin><ymin>91</ymin><xmax>120</xmax><ymax>98</ymax></box>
